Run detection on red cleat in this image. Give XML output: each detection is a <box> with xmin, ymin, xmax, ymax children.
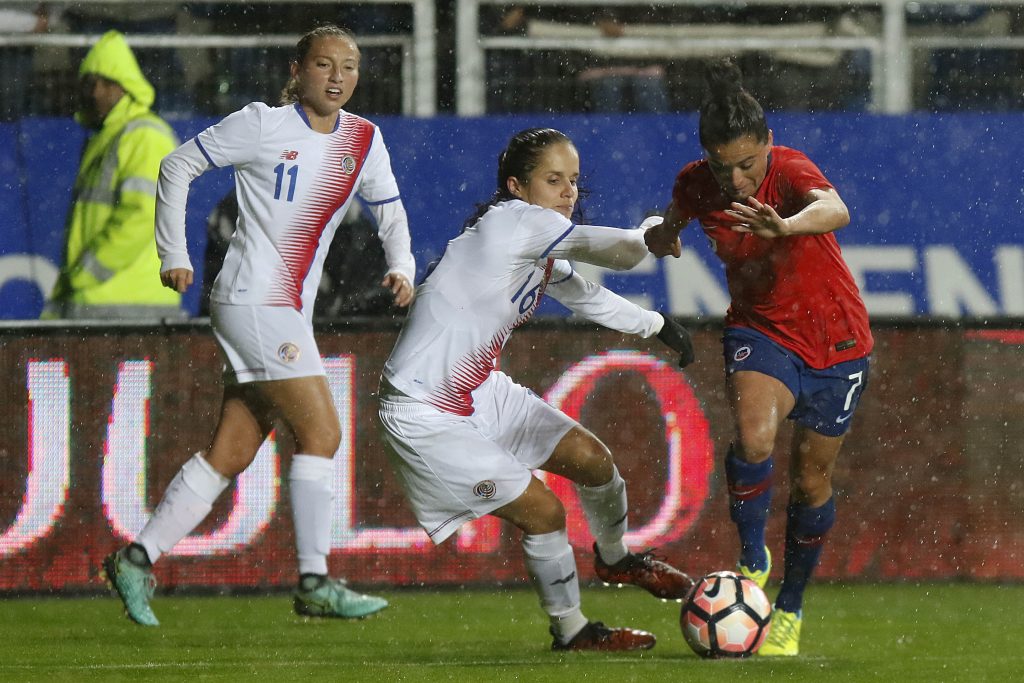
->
<box><xmin>593</xmin><ymin>544</ymin><xmax>694</xmax><ymax>601</ymax></box>
<box><xmin>551</xmin><ymin>621</ymin><xmax>656</xmax><ymax>651</ymax></box>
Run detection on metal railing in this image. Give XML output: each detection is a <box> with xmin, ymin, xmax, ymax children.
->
<box><xmin>0</xmin><ymin>0</ymin><xmax>437</xmax><ymax>117</ymax></box>
<box><xmin>455</xmin><ymin>0</ymin><xmax>1024</xmax><ymax>115</ymax></box>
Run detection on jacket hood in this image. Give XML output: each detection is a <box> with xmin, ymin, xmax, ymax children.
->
<box><xmin>79</xmin><ymin>30</ymin><xmax>155</xmax><ymax>108</ymax></box>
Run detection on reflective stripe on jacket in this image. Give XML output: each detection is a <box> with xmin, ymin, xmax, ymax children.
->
<box><xmin>50</xmin><ymin>93</ymin><xmax>180</xmax><ymax>310</ymax></box>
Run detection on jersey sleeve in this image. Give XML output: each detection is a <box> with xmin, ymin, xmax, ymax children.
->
<box><xmin>193</xmin><ymin>102</ymin><xmax>264</xmax><ymax>168</ymax></box>
<box><xmin>670</xmin><ymin>161</ymin><xmax>705</xmax><ymax>222</ymax></box>
<box><xmin>357</xmin><ymin>127</ymin><xmax>401</xmax><ymax>204</ymax></box>
<box><xmin>366</xmin><ymin>199</ymin><xmax>416</xmax><ymax>283</ymax></box>
<box><xmin>513</xmin><ymin>203</ymin><xmax>649</xmax><ymax>271</ymax></box>
<box><xmin>155</xmin><ymin>138</ymin><xmax>211</xmax><ymax>273</ymax></box>
<box><xmin>547</xmin><ymin>259</ymin><xmax>663</xmax><ymax>337</ymax></box>
<box><xmin>778</xmin><ymin>149</ymin><xmax>834</xmax><ymax>195</ymax></box>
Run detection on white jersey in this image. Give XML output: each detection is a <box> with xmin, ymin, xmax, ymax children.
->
<box><xmin>156</xmin><ymin>102</ymin><xmax>415</xmax><ymax>317</ymax></box>
<box><xmin>383</xmin><ymin>200</ymin><xmax>663</xmax><ymax>416</ymax></box>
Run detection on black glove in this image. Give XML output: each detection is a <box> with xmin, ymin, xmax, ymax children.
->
<box><xmin>657</xmin><ymin>313</ymin><xmax>695</xmax><ymax>368</ymax></box>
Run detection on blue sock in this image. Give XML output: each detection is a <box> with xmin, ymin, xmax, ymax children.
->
<box><xmin>725</xmin><ymin>445</ymin><xmax>772</xmax><ymax>572</ymax></box>
<box><xmin>775</xmin><ymin>497</ymin><xmax>836</xmax><ymax>614</ymax></box>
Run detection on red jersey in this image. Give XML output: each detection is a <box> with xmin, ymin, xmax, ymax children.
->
<box><xmin>672</xmin><ymin>145</ymin><xmax>872</xmax><ymax>369</ymax></box>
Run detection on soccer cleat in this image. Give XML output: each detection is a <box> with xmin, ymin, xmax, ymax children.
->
<box><xmin>738</xmin><ymin>545</ymin><xmax>771</xmax><ymax>589</ymax></box>
<box><xmin>551</xmin><ymin>621</ymin><xmax>656</xmax><ymax>652</ymax></box>
<box><xmin>293</xmin><ymin>577</ymin><xmax>389</xmax><ymax>619</ymax></box>
<box><xmin>593</xmin><ymin>544</ymin><xmax>694</xmax><ymax>600</ymax></box>
<box><xmin>101</xmin><ymin>549</ymin><xmax>159</xmax><ymax>626</ymax></box>
<box><xmin>758</xmin><ymin>608</ymin><xmax>801</xmax><ymax>656</ymax></box>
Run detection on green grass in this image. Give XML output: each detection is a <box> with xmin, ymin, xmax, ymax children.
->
<box><xmin>0</xmin><ymin>584</ymin><xmax>1019</xmax><ymax>681</ymax></box>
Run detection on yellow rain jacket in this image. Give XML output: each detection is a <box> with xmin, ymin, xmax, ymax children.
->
<box><xmin>46</xmin><ymin>30</ymin><xmax>180</xmax><ymax>316</ymax></box>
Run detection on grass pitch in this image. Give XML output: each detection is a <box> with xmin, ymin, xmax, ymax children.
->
<box><xmin>0</xmin><ymin>583</ymin><xmax>1018</xmax><ymax>682</ymax></box>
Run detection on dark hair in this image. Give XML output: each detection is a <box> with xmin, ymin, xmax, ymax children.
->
<box><xmin>697</xmin><ymin>58</ymin><xmax>769</xmax><ymax>148</ymax></box>
<box><xmin>462</xmin><ymin>127</ymin><xmax>584</xmax><ymax>229</ymax></box>
<box><xmin>279</xmin><ymin>24</ymin><xmax>358</xmax><ymax>105</ymax></box>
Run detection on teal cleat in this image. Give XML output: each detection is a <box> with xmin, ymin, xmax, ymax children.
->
<box><xmin>758</xmin><ymin>608</ymin><xmax>802</xmax><ymax>656</ymax></box>
<box><xmin>293</xmin><ymin>577</ymin><xmax>388</xmax><ymax>619</ymax></box>
<box><xmin>101</xmin><ymin>549</ymin><xmax>159</xmax><ymax>626</ymax></box>
<box><xmin>738</xmin><ymin>545</ymin><xmax>771</xmax><ymax>590</ymax></box>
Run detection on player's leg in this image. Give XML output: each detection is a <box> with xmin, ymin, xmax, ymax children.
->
<box><xmin>103</xmin><ymin>384</ymin><xmax>270</xmax><ymax>626</ymax></box>
<box><xmin>492</xmin><ymin>477</ymin><xmax>655</xmax><ymax>651</ymax></box>
<box><xmin>542</xmin><ymin>426</ymin><xmax>692</xmax><ymax>600</ymax></box>
<box><xmin>263</xmin><ymin>375</ymin><xmax>387</xmax><ymax>619</ymax></box>
<box><xmin>727</xmin><ymin>369</ymin><xmax>794</xmax><ymax>585</ymax></box>
<box><xmin>760</xmin><ymin>427</ymin><xmax>843</xmax><ymax>656</ymax></box>
<box><xmin>760</xmin><ymin>354</ymin><xmax>869</xmax><ymax>656</ymax></box>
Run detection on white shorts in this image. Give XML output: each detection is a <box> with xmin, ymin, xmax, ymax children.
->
<box><xmin>378</xmin><ymin>371</ymin><xmax>577</xmax><ymax>544</ymax></box>
<box><xmin>210</xmin><ymin>303</ymin><xmax>325</xmax><ymax>384</ymax></box>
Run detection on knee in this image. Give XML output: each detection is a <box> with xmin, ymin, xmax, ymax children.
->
<box><xmin>734</xmin><ymin>423</ymin><xmax>777</xmax><ymax>463</ymax></box>
<box><xmin>570</xmin><ymin>434</ymin><xmax>615</xmax><ymax>487</ymax></box>
<box><xmin>294</xmin><ymin>417</ymin><xmax>341</xmax><ymax>457</ymax></box>
<box><xmin>530</xmin><ymin>494</ymin><xmax>568</xmax><ymax>534</ymax></box>
<box><xmin>792</xmin><ymin>463</ymin><xmax>833</xmax><ymax>504</ymax></box>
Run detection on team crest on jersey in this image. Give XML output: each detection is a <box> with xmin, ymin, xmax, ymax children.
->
<box><xmin>340</xmin><ymin>155</ymin><xmax>357</xmax><ymax>174</ymax></box>
<box><xmin>473</xmin><ymin>480</ymin><xmax>496</xmax><ymax>499</ymax></box>
<box><xmin>733</xmin><ymin>346</ymin><xmax>752</xmax><ymax>362</ymax></box>
<box><xmin>278</xmin><ymin>342</ymin><xmax>301</xmax><ymax>363</ymax></box>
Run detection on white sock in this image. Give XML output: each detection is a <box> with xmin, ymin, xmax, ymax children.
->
<box><xmin>290</xmin><ymin>454</ymin><xmax>336</xmax><ymax>576</ymax></box>
<box><xmin>522</xmin><ymin>529</ymin><xmax>588</xmax><ymax>643</ymax></box>
<box><xmin>137</xmin><ymin>453</ymin><xmax>230</xmax><ymax>564</ymax></box>
<box><xmin>575</xmin><ymin>466</ymin><xmax>629</xmax><ymax>565</ymax></box>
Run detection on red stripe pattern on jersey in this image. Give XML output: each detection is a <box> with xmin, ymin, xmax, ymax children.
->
<box><xmin>424</xmin><ymin>260</ymin><xmax>555</xmax><ymax>416</ymax></box>
<box><xmin>266</xmin><ymin>114</ymin><xmax>375</xmax><ymax>308</ymax></box>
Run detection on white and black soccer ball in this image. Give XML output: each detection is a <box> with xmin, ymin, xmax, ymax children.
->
<box><xmin>680</xmin><ymin>570</ymin><xmax>772</xmax><ymax>658</ymax></box>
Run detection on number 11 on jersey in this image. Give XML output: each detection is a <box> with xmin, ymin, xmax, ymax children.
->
<box><xmin>273</xmin><ymin>163</ymin><xmax>298</xmax><ymax>202</ymax></box>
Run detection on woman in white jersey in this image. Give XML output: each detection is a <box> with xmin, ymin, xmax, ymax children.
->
<box><xmin>379</xmin><ymin>128</ymin><xmax>696</xmax><ymax>651</ymax></box>
<box><xmin>101</xmin><ymin>24</ymin><xmax>414</xmax><ymax>626</ymax></box>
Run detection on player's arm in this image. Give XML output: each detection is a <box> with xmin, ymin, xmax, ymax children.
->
<box><xmin>547</xmin><ymin>260</ymin><xmax>660</xmax><ymax>334</ymax></box>
<box><xmin>365</xmin><ymin>198</ymin><xmax>415</xmax><ymax>307</ymax></box>
<box><xmin>726</xmin><ymin>187</ymin><xmax>849</xmax><ymax>238</ymax></box>
<box><xmin>547</xmin><ymin>260</ymin><xmax>695</xmax><ymax>367</ymax></box>
<box><xmin>546</xmin><ymin>214</ymin><xmax>666</xmax><ymax>271</ymax></box>
<box><xmin>155</xmin><ymin>139</ymin><xmax>211</xmax><ymax>293</ymax></box>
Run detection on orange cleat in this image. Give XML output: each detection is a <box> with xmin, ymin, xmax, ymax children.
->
<box><xmin>593</xmin><ymin>544</ymin><xmax>694</xmax><ymax>600</ymax></box>
<box><xmin>551</xmin><ymin>621</ymin><xmax>656</xmax><ymax>651</ymax></box>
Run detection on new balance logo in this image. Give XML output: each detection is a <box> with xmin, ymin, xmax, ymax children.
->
<box><xmin>550</xmin><ymin>571</ymin><xmax>576</xmax><ymax>586</ymax></box>
<box><xmin>280</xmin><ymin>150</ymin><xmax>299</xmax><ymax>160</ymax></box>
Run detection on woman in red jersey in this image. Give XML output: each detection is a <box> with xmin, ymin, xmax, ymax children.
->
<box><xmin>645</xmin><ymin>58</ymin><xmax>872</xmax><ymax>657</ymax></box>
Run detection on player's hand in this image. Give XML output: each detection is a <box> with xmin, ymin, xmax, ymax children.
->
<box><xmin>644</xmin><ymin>222</ymin><xmax>682</xmax><ymax>258</ymax></box>
<box><xmin>160</xmin><ymin>268</ymin><xmax>193</xmax><ymax>293</ymax></box>
<box><xmin>725</xmin><ymin>197</ymin><xmax>789</xmax><ymax>238</ymax></box>
<box><xmin>383</xmin><ymin>272</ymin><xmax>414</xmax><ymax>307</ymax></box>
<box><xmin>657</xmin><ymin>313</ymin><xmax>695</xmax><ymax>368</ymax></box>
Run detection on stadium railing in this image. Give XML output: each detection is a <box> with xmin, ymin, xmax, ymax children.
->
<box><xmin>455</xmin><ymin>0</ymin><xmax>1024</xmax><ymax>115</ymax></box>
<box><xmin>0</xmin><ymin>0</ymin><xmax>437</xmax><ymax>118</ymax></box>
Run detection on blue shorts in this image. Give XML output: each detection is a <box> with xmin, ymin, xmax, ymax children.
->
<box><xmin>723</xmin><ymin>326</ymin><xmax>870</xmax><ymax>437</ymax></box>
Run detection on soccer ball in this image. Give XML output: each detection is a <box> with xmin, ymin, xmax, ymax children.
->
<box><xmin>680</xmin><ymin>570</ymin><xmax>772</xmax><ymax>658</ymax></box>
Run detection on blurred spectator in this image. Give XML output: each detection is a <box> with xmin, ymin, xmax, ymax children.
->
<box><xmin>485</xmin><ymin>5</ymin><xmax>531</xmax><ymax>112</ymax></box>
<box><xmin>908</xmin><ymin>5</ymin><xmax>1018</xmax><ymax>110</ymax></box>
<box><xmin>484</xmin><ymin>4</ymin><xmax>585</xmax><ymax>113</ymax></box>
<box><xmin>0</xmin><ymin>2</ymin><xmax>49</xmax><ymax>121</ymax></box>
<box><xmin>191</xmin><ymin>4</ymin><xmax>410</xmax><ymax>116</ymax></box>
<box><xmin>42</xmin><ymin>30</ymin><xmax>183</xmax><ymax>320</ymax></box>
<box><xmin>578</xmin><ymin>10</ymin><xmax>669</xmax><ymax>113</ymax></box>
